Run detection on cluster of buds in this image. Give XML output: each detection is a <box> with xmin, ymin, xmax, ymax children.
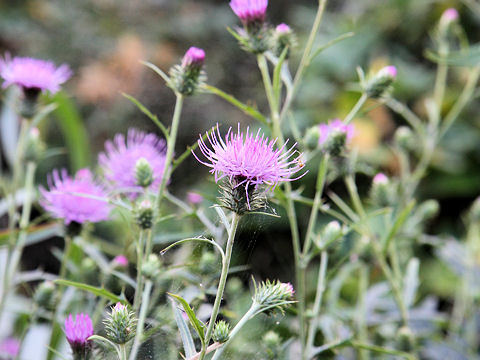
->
<box><xmin>252</xmin><ymin>279</ymin><xmax>295</xmax><ymax>315</ymax></box>
<box><xmin>169</xmin><ymin>47</ymin><xmax>206</xmax><ymax>96</ymax></box>
<box><xmin>370</xmin><ymin>173</ymin><xmax>397</xmax><ymax>207</ymax></box>
<box><xmin>64</xmin><ymin>313</ymin><xmax>94</xmax><ymax>358</ymax></box>
<box><xmin>212</xmin><ymin>320</ymin><xmax>230</xmax><ymax>343</ymax></box>
<box><xmin>135</xmin><ymin>199</ymin><xmax>154</xmax><ymax>229</ymax></box>
<box><xmin>104</xmin><ymin>303</ymin><xmax>136</xmax><ymax>345</ymax></box>
<box><xmin>364</xmin><ymin>65</ymin><xmax>397</xmax><ymax>99</ymax></box>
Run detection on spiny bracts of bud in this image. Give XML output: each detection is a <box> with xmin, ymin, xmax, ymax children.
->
<box><xmin>365</xmin><ymin>65</ymin><xmax>397</xmax><ymax>99</ymax></box>
<box><xmin>212</xmin><ymin>320</ymin><xmax>230</xmax><ymax>343</ymax></box>
<box><xmin>253</xmin><ymin>279</ymin><xmax>295</xmax><ymax>315</ymax></box>
<box><xmin>370</xmin><ymin>173</ymin><xmax>396</xmax><ymax>206</ymax></box>
<box><xmin>141</xmin><ymin>254</ymin><xmax>161</xmax><ymax>279</ymax></box>
<box><xmin>135</xmin><ymin>200</ymin><xmax>154</xmax><ymax>229</ymax></box>
<box><xmin>263</xmin><ymin>330</ymin><xmax>281</xmax><ymax>348</ymax></box>
<box><xmin>34</xmin><ymin>281</ymin><xmax>55</xmax><ymax>310</ymax></box>
<box><xmin>272</xmin><ymin>23</ymin><xmax>296</xmax><ymax>58</ymax></box>
<box><xmin>318</xmin><ymin>119</ymin><xmax>355</xmax><ymax>156</ymax></box>
<box><xmin>316</xmin><ymin>221</ymin><xmax>345</xmax><ymax>249</ymax></box>
<box><xmin>169</xmin><ymin>47</ymin><xmax>206</xmax><ymax>96</ymax></box>
<box><xmin>104</xmin><ymin>303</ymin><xmax>136</xmax><ymax>345</ymax></box>
<box><xmin>135</xmin><ymin>158</ymin><xmax>154</xmax><ymax>188</ymax></box>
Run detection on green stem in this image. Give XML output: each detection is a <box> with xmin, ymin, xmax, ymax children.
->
<box><xmin>156</xmin><ymin>94</ymin><xmax>184</xmax><ymax>211</ymax></box>
<box><xmin>211</xmin><ymin>304</ymin><xmax>259</xmax><ymax>360</ymax></box>
<box><xmin>305</xmin><ymin>251</ymin><xmax>328</xmax><ymax>360</ymax></box>
<box><xmin>198</xmin><ymin>213</ymin><xmax>241</xmax><ymax>360</ymax></box>
<box><xmin>344</xmin><ymin>175</ymin><xmax>366</xmax><ymax>218</ymax></box>
<box><xmin>133</xmin><ymin>230</ymin><xmax>145</xmax><ymax>311</ymax></box>
<box><xmin>144</xmin><ymin>229</ymin><xmax>154</xmax><ymax>263</ymax></box>
<box><xmin>279</xmin><ymin>0</ymin><xmax>328</xmax><ymax>123</ymax></box>
<box><xmin>344</xmin><ymin>93</ymin><xmax>368</xmax><ymax>125</ymax></box>
<box><xmin>129</xmin><ymin>279</ymin><xmax>153</xmax><ymax>360</ymax></box>
<box><xmin>257</xmin><ymin>55</ymin><xmax>279</xmax><ymax>124</ymax></box>
<box><xmin>356</xmin><ymin>265</ymin><xmax>368</xmax><ymax>360</ymax></box>
<box><xmin>0</xmin><ymin>161</ymin><xmax>36</xmax><ymax>319</ymax></box>
<box><xmin>433</xmin><ymin>43</ymin><xmax>448</xmax><ymax>126</ymax></box>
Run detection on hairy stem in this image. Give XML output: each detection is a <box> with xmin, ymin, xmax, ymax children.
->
<box><xmin>198</xmin><ymin>213</ymin><xmax>241</xmax><ymax>360</ymax></box>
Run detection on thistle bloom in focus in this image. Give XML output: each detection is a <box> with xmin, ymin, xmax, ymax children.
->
<box><xmin>0</xmin><ymin>56</ymin><xmax>72</xmax><ymax>94</ymax></box>
<box><xmin>182</xmin><ymin>47</ymin><xmax>205</xmax><ymax>70</ymax></box>
<box><xmin>40</xmin><ymin>168</ymin><xmax>110</xmax><ymax>225</ymax></box>
<box><xmin>318</xmin><ymin>119</ymin><xmax>354</xmax><ymax>155</ymax></box>
<box><xmin>64</xmin><ymin>313</ymin><xmax>94</xmax><ymax>354</ymax></box>
<box><xmin>0</xmin><ymin>338</ymin><xmax>20</xmax><ymax>359</ymax></box>
<box><xmin>230</xmin><ymin>0</ymin><xmax>268</xmax><ymax>27</ymax></box>
<box><xmin>99</xmin><ymin>129</ymin><xmax>167</xmax><ymax>197</ymax></box>
<box><xmin>194</xmin><ymin>124</ymin><xmax>304</xmax><ymax>213</ymax></box>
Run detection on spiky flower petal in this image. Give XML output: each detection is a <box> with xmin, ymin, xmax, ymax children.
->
<box><xmin>40</xmin><ymin>169</ymin><xmax>110</xmax><ymax>225</ymax></box>
<box><xmin>230</xmin><ymin>0</ymin><xmax>268</xmax><ymax>26</ymax></box>
<box><xmin>64</xmin><ymin>313</ymin><xmax>94</xmax><ymax>354</ymax></box>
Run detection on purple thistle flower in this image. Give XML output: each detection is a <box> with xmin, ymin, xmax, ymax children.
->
<box><xmin>230</xmin><ymin>0</ymin><xmax>268</xmax><ymax>26</ymax></box>
<box><xmin>187</xmin><ymin>191</ymin><xmax>203</xmax><ymax>204</ymax></box>
<box><xmin>276</xmin><ymin>23</ymin><xmax>291</xmax><ymax>34</ymax></box>
<box><xmin>0</xmin><ymin>338</ymin><xmax>20</xmax><ymax>358</ymax></box>
<box><xmin>40</xmin><ymin>168</ymin><xmax>110</xmax><ymax>225</ymax></box>
<box><xmin>0</xmin><ymin>55</ymin><xmax>72</xmax><ymax>94</ymax></box>
<box><xmin>64</xmin><ymin>313</ymin><xmax>94</xmax><ymax>353</ymax></box>
<box><xmin>182</xmin><ymin>47</ymin><xmax>205</xmax><ymax>69</ymax></box>
<box><xmin>194</xmin><ymin>124</ymin><xmax>304</xmax><ymax>198</ymax></box>
<box><xmin>318</xmin><ymin>119</ymin><xmax>355</xmax><ymax>146</ymax></box>
<box><xmin>113</xmin><ymin>255</ymin><xmax>128</xmax><ymax>267</ymax></box>
<box><xmin>99</xmin><ymin>129</ymin><xmax>167</xmax><ymax>197</ymax></box>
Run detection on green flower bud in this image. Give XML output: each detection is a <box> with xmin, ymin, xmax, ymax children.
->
<box><xmin>365</xmin><ymin>66</ymin><xmax>397</xmax><ymax>99</ymax></box>
<box><xmin>305</xmin><ymin>126</ymin><xmax>321</xmax><ymax>150</ymax></box>
<box><xmin>34</xmin><ymin>281</ymin><xmax>55</xmax><ymax>310</ymax></box>
<box><xmin>272</xmin><ymin>23</ymin><xmax>296</xmax><ymax>58</ymax></box>
<box><xmin>253</xmin><ymin>280</ymin><xmax>294</xmax><ymax>315</ymax></box>
<box><xmin>135</xmin><ymin>200</ymin><xmax>154</xmax><ymax>229</ymax></box>
<box><xmin>199</xmin><ymin>251</ymin><xmax>218</xmax><ymax>274</ymax></box>
<box><xmin>212</xmin><ymin>320</ymin><xmax>230</xmax><ymax>343</ymax></box>
<box><xmin>141</xmin><ymin>254</ymin><xmax>161</xmax><ymax>279</ymax></box>
<box><xmin>24</xmin><ymin>127</ymin><xmax>45</xmax><ymax>162</ymax></box>
<box><xmin>104</xmin><ymin>303</ymin><xmax>136</xmax><ymax>344</ymax></box>
<box><xmin>135</xmin><ymin>158</ymin><xmax>154</xmax><ymax>188</ymax></box>
<box><xmin>397</xmin><ymin>326</ymin><xmax>415</xmax><ymax>352</ymax></box>
<box><xmin>263</xmin><ymin>331</ymin><xmax>281</xmax><ymax>348</ymax></box>
<box><xmin>394</xmin><ymin>126</ymin><xmax>415</xmax><ymax>151</ymax></box>
<box><xmin>316</xmin><ymin>221</ymin><xmax>344</xmax><ymax>249</ymax></box>
<box><xmin>370</xmin><ymin>173</ymin><xmax>396</xmax><ymax>206</ymax></box>
<box><xmin>415</xmin><ymin>200</ymin><xmax>440</xmax><ymax>222</ymax></box>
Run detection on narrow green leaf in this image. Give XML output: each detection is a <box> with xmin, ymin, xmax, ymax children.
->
<box><xmin>172</xmin><ymin>301</ymin><xmax>197</xmax><ymax>358</ymax></box>
<box><xmin>425</xmin><ymin>44</ymin><xmax>480</xmax><ymax>66</ymax></box>
<box><xmin>52</xmin><ymin>92</ymin><xmax>90</xmax><ymax>171</ymax></box>
<box><xmin>168</xmin><ymin>293</ymin><xmax>206</xmax><ymax>344</ymax></box>
<box><xmin>54</xmin><ymin>279</ymin><xmax>127</xmax><ymax>304</ymax></box>
<box><xmin>382</xmin><ymin>200</ymin><xmax>416</xmax><ymax>252</ymax></box>
<box><xmin>309</xmin><ymin>32</ymin><xmax>355</xmax><ymax>63</ymax></box>
<box><xmin>202</xmin><ymin>84</ymin><xmax>267</xmax><ymax>125</ymax></box>
<box><xmin>141</xmin><ymin>60</ymin><xmax>171</xmax><ymax>84</ymax></box>
<box><xmin>122</xmin><ymin>93</ymin><xmax>169</xmax><ymax>139</ymax></box>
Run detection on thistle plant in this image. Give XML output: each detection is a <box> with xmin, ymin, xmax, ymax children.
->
<box><xmin>1</xmin><ymin>1</ymin><xmax>480</xmax><ymax>360</ymax></box>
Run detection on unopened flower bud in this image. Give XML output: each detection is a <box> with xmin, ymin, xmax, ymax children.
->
<box><xmin>253</xmin><ymin>280</ymin><xmax>294</xmax><ymax>315</ymax></box>
<box><xmin>212</xmin><ymin>320</ymin><xmax>230</xmax><ymax>343</ymax></box>
<box><xmin>318</xmin><ymin>119</ymin><xmax>355</xmax><ymax>156</ymax></box>
<box><xmin>370</xmin><ymin>173</ymin><xmax>395</xmax><ymax>206</ymax></box>
<box><xmin>34</xmin><ymin>281</ymin><xmax>55</xmax><ymax>310</ymax></box>
<box><xmin>142</xmin><ymin>254</ymin><xmax>161</xmax><ymax>279</ymax></box>
<box><xmin>24</xmin><ymin>127</ymin><xmax>45</xmax><ymax>162</ymax></box>
<box><xmin>365</xmin><ymin>66</ymin><xmax>397</xmax><ymax>99</ymax></box>
<box><xmin>135</xmin><ymin>200</ymin><xmax>154</xmax><ymax>229</ymax></box>
<box><xmin>394</xmin><ymin>126</ymin><xmax>415</xmax><ymax>150</ymax></box>
<box><xmin>318</xmin><ymin>221</ymin><xmax>344</xmax><ymax>248</ymax></box>
<box><xmin>263</xmin><ymin>331</ymin><xmax>281</xmax><ymax>348</ymax></box>
<box><xmin>272</xmin><ymin>23</ymin><xmax>295</xmax><ymax>58</ymax></box>
<box><xmin>104</xmin><ymin>303</ymin><xmax>136</xmax><ymax>345</ymax></box>
<box><xmin>187</xmin><ymin>192</ymin><xmax>203</xmax><ymax>205</ymax></box>
<box><xmin>169</xmin><ymin>47</ymin><xmax>206</xmax><ymax>96</ymax></box>
<box><xmin>113</xmin><ymin>255</ymin><xmax>128</xmax><ymax>268</ymax></box>
<box><xmin>397</xmin><ymin>326</ymin><xmax>415</xmax><ymax>352</ymax></box>
<box><xmin>135</xmin><ymin>158</ymin><xmax>154</xmax><ymax>188</ymax></box>
<box><xmin>199</xmin><ymin>251</ymin><xmax>218</xmax><ymax>274</ymax></box>
<box><xmin>415</xmin><ymin>199</ymin><xmax>439</xmax><ymax>222</ymax></box>
<box><xmin>439</xmin><ymin>8</ymin><xmax>459</xmax><ymax>35</ymax></box>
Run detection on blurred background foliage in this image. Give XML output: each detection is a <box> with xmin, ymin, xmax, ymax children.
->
<box><xmin>1</xmin><ymin>0</ymin><xmax>480</xmax><ymax>357</ymax></box>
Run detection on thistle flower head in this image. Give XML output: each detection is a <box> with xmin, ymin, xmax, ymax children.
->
<box><xmin>272</xmin><ymin>23</ymin><xmax>296</xmax><ymax>58</ymax></box>
<box><xmin>99</xmin><ymin>129</ymin><xmax>167</xmax><ymax>197</ymax></box>
<box><xmin>40</xmin><ymin>168</ymin><xmax>110</xmax><ymax>225</ymax></box>
<box><xmin>104</xmin><ymin>302</ymin><xmax>136</xmax><ymax>344</ymax></box>
<box><xmin>187</xmin><ymin>191</ymin><xmax>203</xmax><ymax>204</ymax></box>
<box><xmin>318</xmin><ymin>119</ymin><xmax>354</xmax><ymax>155</ymax></box>
<box><xmin>0</xmin><ymin>338</ymin><xmax>20</xmax><ymax>359</ymax></box>
<box><xmin>194</xmin><ymin>124</ymin><xmax>304</xmax><ymax>213</ymax></box>
<box><xmin>0</xmin><ymin>55</ymin><xmax>72</xmax><ymax>94</ymax></box>
<box><xmin>253</xmin><ymin>279</ymin><xmax>295</xmax><ymax>315</ymax></box>
<box><xmin>230</xmin><ymin>0</ymin><xmax>268</xmax><ymax>26</ymax></box>
<box><xmin>373</xmin><ymin>173</ymin><xmax>389</xmax><ymax>184</ymax></box>
<box><xmin>64</xmin><ymin>313</ymin><xmax>94</xmax><ymax>354</ymax></box>
<box><xmin>182</xmin><ymin>47</ymin><xmax>205</xmax><ymax>70</ymax></box>
<box><xmin>370</xmin><ymin>173</ymin><xmax>396</xmax><ymax>206</ymax></box>
<box><xmin>276</xmin><ymin>23</ymin><xmax>291</xmax><ymax>34</ymax></box>
<box><xmin>113</xmin><ymin>255</ymin><xmax>128</xmax><ymax>267</ymax></box>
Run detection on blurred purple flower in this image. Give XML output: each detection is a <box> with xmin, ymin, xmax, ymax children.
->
<box><xmin>0</xmin><ymin>55</ymin><xmax>72</xmax><ymax>93</ymax></box>
<box><xmin>276</xmin><ymin>23</ymin><xmax>291</xmax><ymax>34</ymax></box>
<box><xmin>0</xmin><ymin>338</ymin><xmax>20</xmax><ymax>358</ymax></box>
<box><xmin>442</xmin><ymin>8</ymin><xmax>459</xmax><ymax>22</ymax></box>
<box><xmin>194</xmin><ymin>124</ymin><xmax>304</xmax><ymax>191</ymax></box>
<box><xmin>182</xmin><ymin>47</ymin><xmax>205</xmax><ymax>69</ymax></box>
<box><xmin>64</xmin><ymin>313</ymin><xmax>94</xmax><ymax>353</ymax></box>
<box><xmin>113</xmin><ymin>255</ymin><xmax>128</xmax><ymax>267</ymax></box>
<box><xmin>318</xmin><ymin>119</ymin><xmax>354</xmax><ymax>146</ymax></box>
<box><xmin>373</xmin><ymin>173</ymin><xmax>388</xmax><ymax>184</ymax></box>
<box><xmin>99</xmin><ymin>129</ymin><xmax>167</xmax><ymax>196</ymax></box>
<box><xmin>187</xmin><ymin>192</ymin><xmax>203</xmax><ymax>204</ymax></box>
<box><xmin>230</xmin><ymin>0</ymin><xmax>268</xmax><ymax>26</ymax></box>
<box><xmin>40</xmin><ymin>168</ymin><xmax>110</xmax><ymax>224</ymax></box>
